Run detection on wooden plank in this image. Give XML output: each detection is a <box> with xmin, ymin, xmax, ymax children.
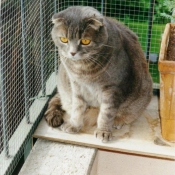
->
<box><xmin>33</xmin><ymin>96</ymin><xmax>175</xmax><ymax>160</ymax></box>
<box><xmin>19</xmin><ymin>139</ymin><xmax>97</xmax><ymax>175</ymax></box>
<box><xmin>170</xmin><ymin>76</ymin><xmax>175</xmax><ymax>119</ymax></box>
<box><xmin>159</xmin><ymin>23</ymin><xmax>170</xmax><ymax>62</ymax></box>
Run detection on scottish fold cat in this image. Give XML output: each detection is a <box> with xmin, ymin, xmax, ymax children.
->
<box><xmin>45</xmin><ymin>6</ymin><xmax>152</xmax><ymax>142</ymax></box>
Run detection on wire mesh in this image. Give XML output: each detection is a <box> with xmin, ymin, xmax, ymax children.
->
<box><xmin>0</xmin><ymin>0</ymin><xmax>169</xmax><ymax>174</ymax></box>
<box><xmin>0</xmin><ymin>0</ymin><xmax>55</xmax><ymax>174</ymax></box>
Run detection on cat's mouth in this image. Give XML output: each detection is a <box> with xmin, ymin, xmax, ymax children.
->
<box><xmin>60</xmin><ymin>53</ymin><xmax>84</xmax><ymax>62</ymax></box>
<box><xmin>60</xmin><ymin>54</ymin><xmax>78</xmax><ymax>61</ymax></box>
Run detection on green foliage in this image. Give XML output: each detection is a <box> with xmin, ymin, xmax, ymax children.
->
<box><xmin>107</xmin><ymin>0</ymin><xmax>150</xmax><ymax>21</ymax></box>
<box><xmin>160</xmin><ymin>0</ymin><xmax>175</xmax><ymax>23</ymax></box>
<box><xmin>162</xmin><ymin>0</ymin><xmax>175</xmax><ymax>12</ymax></box>
<box><xmin>103</xmin><ymin>0</ymin><xmax>170</xmax><ymax>23</ymax></box>
<box><xmin>58</xmin><ymin>0</ymin><xmax>171</xmax><ymax>24</ymax></box>
<box><xmin>149</xmin><ymin>63</ymin><xmax>160</xmax><ymax>83</ymax></box>
<box><xmin>161</xmin><ymin>12</ymin><xmax>175</xmax><ymax>21</ymax></box>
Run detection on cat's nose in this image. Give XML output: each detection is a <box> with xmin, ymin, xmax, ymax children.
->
<box><xmin>70</xmin><ymin>52</ymin><xmax>76</xmax><ymax>56</ymax></box>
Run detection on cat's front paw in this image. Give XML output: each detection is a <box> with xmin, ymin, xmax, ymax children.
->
<box><xmin>95</xmin><ymin>129</ymin><xmax>112</xmax><ymax>143</ymax></box>
<box><xmin>45</xmin><ymin>109</ymin><xmax>64</xmax><ymax>127</ymax></box>
<box><xmin>61</xmin><ymin>122</ymin><xmax>81</xmax><ymax>133</ymax></box>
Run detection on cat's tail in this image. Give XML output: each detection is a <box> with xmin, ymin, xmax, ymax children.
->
<box><xmin>44</xmin><ymin>94</ymin><xmax>65</xmax><ymax>127</ymax></box>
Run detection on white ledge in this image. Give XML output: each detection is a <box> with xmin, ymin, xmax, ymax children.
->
<box><xmin>19</xmin><ymin>139</ymin><xmax>97</xmax><ymax>175</ymax></box>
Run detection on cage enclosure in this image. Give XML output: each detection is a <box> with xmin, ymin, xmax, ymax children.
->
<box><xmin>0</xmin><ymin>0</ymin><xmax>172</xmax><ymax>174</ymax></box>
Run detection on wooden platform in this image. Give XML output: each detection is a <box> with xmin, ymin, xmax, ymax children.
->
<box><xmin>33</xmin><ymin>96</ymin><xmax>175</xmax><ymax>160</ymax></box>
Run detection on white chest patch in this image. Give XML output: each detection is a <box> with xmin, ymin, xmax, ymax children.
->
<box><xmin>79</xmin><ymin>82</ymin><xmax>102</xmax><ymax>107</ymax></box>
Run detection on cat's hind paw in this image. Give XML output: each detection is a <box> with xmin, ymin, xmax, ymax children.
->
<box><xmin>94</xmin><ymin>129</ymin><xmax>112</xmax><ymax>143</ymax></box>
<box><xmin>45</xmin><ymin>109</ymin><xmax>64</xmax><ymax>127</ymax></box>
<box><xmin>113</xmin><ymin>117</ymin><xmax>125</xmax><ymax>130</ymax></box>
<box><xmin>61</xmin><ymin>122</ymin><xmax>81</xmax><ymax>133</ymax></box>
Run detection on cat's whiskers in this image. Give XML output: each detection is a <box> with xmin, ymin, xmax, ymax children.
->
<box><xmin>101</xmin><ymin>44</ymin><xmax>122</xmax><ymax>53</ymax></box>
<box><xmin>87</xmin><ymin>56</ymin><xmax>111</xmax><ymax>77</ymax></box>
<box><xmin>60</xmin><ymin>54</ymin><xmax>68</xmax><ymax>64</ymax></box>
<box><xmin>92</xmin><ymin>53</ymin><xmax>113</xmax><ymax>66</ymax></box>
<box><xmin>101</xmin><ymin>44</ymin><xmax>115</xmax><ymax>48</ymax></box>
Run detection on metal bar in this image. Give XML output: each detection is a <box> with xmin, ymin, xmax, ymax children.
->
<box><xmin>54</xmin><ymin>0</ymin><xmax>58</xmax><ymax>74</ymax></box>
<box><xmin>172</xmin><ymin>8</ymin><xmax>175</xmax><ymax>23</ymax></box>
<box><xmin>146</xmin><ymin>0</ymin><xmax>155</xmax><ymax>62</ymax></box>
<box><xmin>0</xmin><ymin>19</ymin><xmax>9</xmax><ymax>157</ymax></box>
<box><xmin>101</xmin><ymin>0</ymin><xmax>104</xmax><ymax>14</ymax></box>
<box><xmin>20</xmin><ymin>0</ymin><xmax>30</xmax><ymax>123</ymax></box>
<box><xmin>40</xmin><ymin>0</ymin><xmax>46</xmax><ymax>95</ymax></box>
<box><xmin>104</xmin><ymin>0</ymin><xmax>107</xmax><ymax>16</ymax></box>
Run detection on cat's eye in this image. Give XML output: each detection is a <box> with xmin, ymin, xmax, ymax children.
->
<box><xmin>81</xmin><ymin>39</ymin><xmax>91</xmax><ymax>45</ymax></box>
<box><xmin>60</xmin><ymin>37</ymin><xmax>68</xmax><ymax>43</ymax></box>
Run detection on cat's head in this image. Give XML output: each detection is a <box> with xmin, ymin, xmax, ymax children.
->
<box><xmin>51</xmin><ymin>6</ymin><xmax>108</xmax><ymax>61</ymax></box>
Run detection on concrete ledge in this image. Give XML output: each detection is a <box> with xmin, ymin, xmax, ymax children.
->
<box><xmin>19</xmin><ymin>139</ymin><xmax>97</xmax><ymax>175</ymax></box>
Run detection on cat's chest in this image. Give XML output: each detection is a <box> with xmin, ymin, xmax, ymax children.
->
<box><xmin>79</xmin><ymin>82</ymin><xmax>102</xmax><ymax>107</ymax></box>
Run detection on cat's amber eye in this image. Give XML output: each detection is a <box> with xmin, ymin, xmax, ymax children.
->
<box><xmin>81</xmin><ymin>39</ymin><xmax>91</xmax><ymax>45</ymax></box>
<box><xmin>60</xmin><ymin>37</ymin><xmax>68</xmax><ymax>43</ymax></box>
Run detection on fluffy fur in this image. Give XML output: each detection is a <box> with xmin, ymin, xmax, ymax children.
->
<box><xmin>45</xmin><ymin>6</ymin><xmax>152</xmax><ymax>142</ymax></box>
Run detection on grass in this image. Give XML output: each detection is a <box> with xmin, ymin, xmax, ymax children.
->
<box><xmin>119</xmin><ymin>20</ymin><xmax>165</xmax><ymax>84</ymax></box>
<box><xmin>123</xmin><ymin>21</ymin><xmax>165</xmax><ymax>54</ymax></box>
<box><xmin>149</xmin><ymin>63</ymin><xmax>160</xmax><ymax>83</ymax></box>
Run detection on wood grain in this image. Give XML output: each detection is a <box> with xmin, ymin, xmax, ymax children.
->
<box><xmin>159</xmin><ymin>23</ymin><xmax>175</xmax><ymax>141</ymax></box>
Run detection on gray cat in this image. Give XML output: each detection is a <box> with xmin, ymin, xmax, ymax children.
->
<box><xmin>45</xmin><ymin>6</ymin><xmax>152</xmax><ymax>142</ymax></box>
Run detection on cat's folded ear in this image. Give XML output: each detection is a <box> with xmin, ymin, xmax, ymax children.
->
<box><xmin>52</xmin><ymin>14</ymin><xmax>64</xmax><ymax>26</ymax></box>
<box><xmin>87</xmin><ymin>17</ymin><xmax>103</xmax><ymax>30</ymax></box>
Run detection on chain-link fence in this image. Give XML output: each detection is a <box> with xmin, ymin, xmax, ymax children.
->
<box><xmin>0</xmin><ymin>0</ymin><xmax>168</xmax><ymax>174</ymax></box>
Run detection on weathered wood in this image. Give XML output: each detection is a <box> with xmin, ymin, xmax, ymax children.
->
<box><xmin>159</xmin><ymin>23</ymin><xmax>175</xmax><ymax>141</ymax></box>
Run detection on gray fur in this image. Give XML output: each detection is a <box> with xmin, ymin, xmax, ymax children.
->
<box><xmin>45</xmin><ymin>6</ymin><xmax>152</xmax><ymax>142</ymax></box>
